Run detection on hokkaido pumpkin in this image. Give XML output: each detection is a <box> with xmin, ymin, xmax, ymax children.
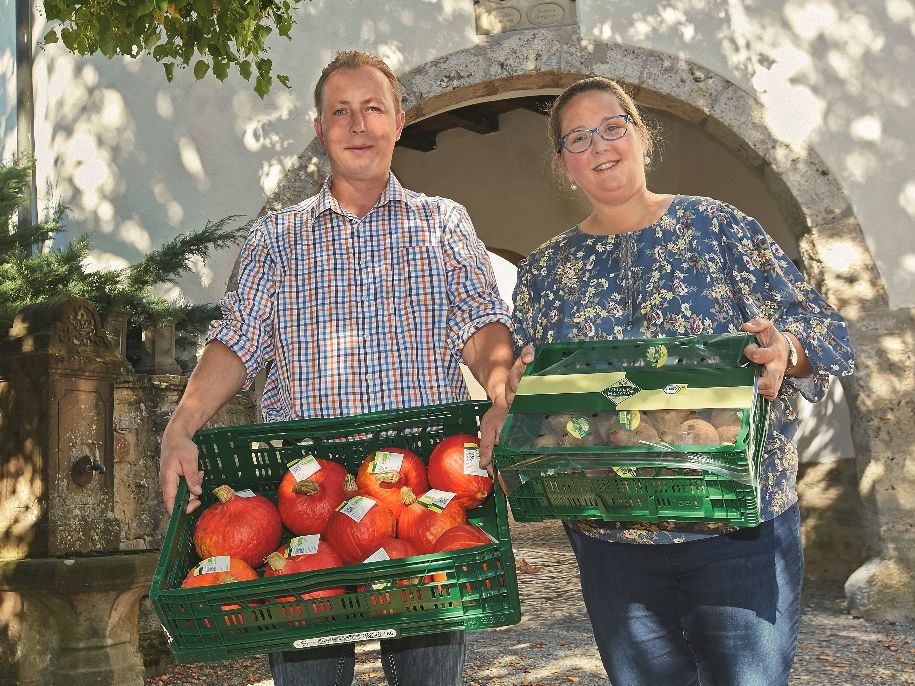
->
<box><xmin>358</xmin><ymin>537</ymin><xmax>422</xmax><ymax>592</ymax></box>
<box><xmin>398</xmin><ymin>488</ymin><xmax>467</xmax><ymax>554</ymax></box>
<box><xmin>427</xmin><ymin>434</ymin><xmax>492</xmax><ymax>510</ymax></box>
<box><xmin>181</xmin><ymin>555</ymin><xmax>258</xmax><ymax>588</ymax></box>
<box><xmin>277</xmin><ymin>456</ymin><xmax>356</xmax><ymax>535</ymax></box>
<box><xmin>263</xmin><ymin>535</ymin><xmax>346</xmax><ymax>600</ymax></box>
<box><xmin>324</xmin><ymin>495</ymin><xmax>397</xmax><ymax>564</ymax></box>
<box><xmin>193</xmin><ymin>485</ymin><xmax>283</xmax><ymax>568</ymax></box>
<box><xmin>355</xmin><ymin>447</ymin><xmax>428</xmax><ymax>519</ymax></box>
<box><xmin>432</xmin><ymin>523</ymin><xmax>493</xmax><ymax>552</ymax></box>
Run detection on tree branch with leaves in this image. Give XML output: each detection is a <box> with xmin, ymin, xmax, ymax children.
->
<box><xmin>41</xmin><ymin>0</ymin><xmax>305</xmax><ymax>97</ymax></box>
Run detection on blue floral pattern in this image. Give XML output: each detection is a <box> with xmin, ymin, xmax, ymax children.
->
<box><xmin>511</xmin><ymin>195</ymin><xmax>855</xmax><ymax>543</ymax></box>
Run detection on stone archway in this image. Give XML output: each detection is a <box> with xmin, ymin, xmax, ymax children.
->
<box><xmin>265</xmin><ymin>30</ymin><xmax>913</xmax><ymax>621</ymax></box>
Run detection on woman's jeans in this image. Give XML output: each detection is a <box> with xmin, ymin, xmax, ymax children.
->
<box><xmin>566</xmin><ymin>504</ymin><xmax>804</xmax><ymax>686</ymax></box>
<box><xmin>269</xmin><ymin>630</ymin><xmax>465</xmax><ymax>686</ymax></box>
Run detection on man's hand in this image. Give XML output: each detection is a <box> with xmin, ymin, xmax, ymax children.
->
<box><xmin>478</xmin><ymin>401</ymin><xmax>507</xmax><ymax>475</ymax></box>
<box><xmin>740</xmin><ymin>318</ymin><xmax>789</xmax><ymax>401</ymax></box>
<box><xmin>505</xmin><ymin>345</ymin><xmax>535</xmax><ymax>409</ymax></box>
<box><xmin>160</xmin><ymin>425</ymin><xmax>204</xmax><ymax>515</ymax></box>
<box><xmin>477</xmin><ymin>345</ymin><xmax>535</xmax><ymax>476</ymax></box>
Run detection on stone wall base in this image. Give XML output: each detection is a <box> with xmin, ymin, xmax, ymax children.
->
<box><xmin>846</xmin><ymin>558</ymin><xmax>915</xmax><ymax>623</ymax></box>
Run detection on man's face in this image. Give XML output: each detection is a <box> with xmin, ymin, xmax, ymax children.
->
<box><xmin>314</xmin><ymin>65</ymin><xmax>405</xmax><ymax>185</ymax></box>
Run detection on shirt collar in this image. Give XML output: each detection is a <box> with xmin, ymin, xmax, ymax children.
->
<box><xmin>314</xmin><ymin>172</ymin><xmax>407</xmax><ymax>219</ymax></box>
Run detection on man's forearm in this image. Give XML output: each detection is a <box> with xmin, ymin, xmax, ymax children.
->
<box><xmin>166</xmin><ymin>340</ymin><xmax>249</xmax><ymax>437</ymax></box>
<box><xmin>461</xmin><ymin>322</ymin><xmax>514</xmax><ymax>405</ymax></box>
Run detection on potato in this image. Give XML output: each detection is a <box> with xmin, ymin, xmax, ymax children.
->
<box><xmin>605</xmin><ymin>417</ymin><xmax>660</xmax><ymax>446</ymax></box>
<box><xmin>710</xmin><ymin>408</ymin><xmax>745</xmax><ymax>429</ymax></box>
<box><xmin>717</xmin><ymin>424</ymin><xmax>742</xmax><ymax>445</ymax></box>
<box><xmin>650</xmin><ymin>409</ymin><xmax>699</xmax><ymax>435</ymax></box>
<box><xmin>672</xmin><ymin>418</ymin><xmax>721</xmax><ymax>445</ymax></box>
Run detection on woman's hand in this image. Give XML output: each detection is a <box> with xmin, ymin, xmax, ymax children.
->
<box><xmin>740</xmin><ymin>318</ymin><xmax>790</xmax><ymax>401</ymax></box>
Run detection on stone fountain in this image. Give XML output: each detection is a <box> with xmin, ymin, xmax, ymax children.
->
<box><xmin>0</xmin><ymin>298</ymin><xmax>158</xmax><ymax>686</ymax></box>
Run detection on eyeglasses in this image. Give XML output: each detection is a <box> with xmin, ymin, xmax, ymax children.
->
<box><xmin>557</xmin><ymin>114</ymin><xmax>632</xmax><ymax>154</ymax></box>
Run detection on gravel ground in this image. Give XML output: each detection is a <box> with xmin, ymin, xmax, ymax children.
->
<box><xmin>148</xmin><ymin>520</ymin><xmax>915</xmax><ymax>685</ymax></box>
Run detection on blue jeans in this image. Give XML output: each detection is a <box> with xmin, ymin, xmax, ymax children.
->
<box><xmin>565</xmin><ymin>504</ymin><xmax>803</xmax><ymax>686</ymax></box>
<box><xmin>268</xmin><ymin>630</ymin><xmax>465</xmax><ymax>686</ymax></box>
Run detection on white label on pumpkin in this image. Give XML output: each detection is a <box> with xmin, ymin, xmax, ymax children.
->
<box><xmin>337</xmin><ymin>495</ymin><xmax>375</xmax><ymax>522</ymax></box>
<box><xmin>195</xmin><ymin>556</ymin><xmax>231</xmax><ymax>575</ymax></box>
<box><xmin>364</xmin><ymin>547</ymin><xmax>391</xmax><ymax>562</ymax></box>
<box><xmin>234</xmin><ymin>489</ymin><xmax>256</xmax><ymax>498</ymax></box>
<box><xmin>463</xmin><ymin>443</ymin><xmax>488</xmax><ymax>476</ymax></box>
<box><xmin>288</xmin><ymin>455</ymin><xmax>321</xmax><ymax>481</ymax></box>
<box><xmin>370</xmin><ymin>450</ymin><xmax>403</xmax><ymax>474</ymax></box>
<box><xmin>418</xmin><ymin>489</ymin><xmax>456</xmax><ymax>513</ymax></box>
<box><xmin>287</xmin><ymin>535</ymin><xmax>320</xmax><ymax>557</ymax></box>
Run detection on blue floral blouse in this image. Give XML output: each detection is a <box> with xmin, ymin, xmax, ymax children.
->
<box><xmin>510</xmin><ymin>195</ymin><xmax>855</xmax><ymax>544</ymax></box>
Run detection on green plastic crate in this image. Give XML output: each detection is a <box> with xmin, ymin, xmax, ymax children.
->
<box><xmin>150</xmin><ymin>401</ymin><xmax>520</xmax><ymax>664</ymax></box>
<box><xmin>494</xmin><ymin>334</ymin><xmax>770</xmax><ymax>528</ymax></box>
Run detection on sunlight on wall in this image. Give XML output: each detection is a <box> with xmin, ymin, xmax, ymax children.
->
<box><xmin>751</xmin><ymin>45</ymin><xmax>825</xmax><ymax>149</ymax></box>
<box><xmin>177</xmin><ymin>137</ymin><xmax>209</xmax><ymax>190</ymax></box>
<box><xmin>118</xmin><ymin>219</ymin><xmax>153</xmax><ymax>253</ymax></box>
<box><xmin>900</xmin><ymin>181</ymin><xmax>915</xmax><ymax>218</ymax></box>
<box><xmin>85</xmin><ymin>250</ymin><xmax>131</xmax><ymax>272</ymax></box>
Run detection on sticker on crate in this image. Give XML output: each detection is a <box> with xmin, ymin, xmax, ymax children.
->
<box><xmin>293</xmin><ymin>629</ymin><xmax>398</xmax><ymax>648</ymax></box>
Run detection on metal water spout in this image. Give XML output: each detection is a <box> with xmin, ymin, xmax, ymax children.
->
<box><xmin>0</xmin><ymin>298</ymin><xmax>157</xmax><ymax>685</ymax></box>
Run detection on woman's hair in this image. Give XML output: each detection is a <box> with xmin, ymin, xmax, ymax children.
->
<box><xmin>314</xmin><ymin>50</ymin><xmax>403</xmax><ymax>115</ymax></box>
<box><xmin>547</xmin><ymin>77</ymin><xmax>655</xmax><ymax>163</ymax></box>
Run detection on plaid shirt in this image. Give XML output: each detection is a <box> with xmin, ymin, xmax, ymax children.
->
<box><xmin>208</xmin><ymin>173</ymin><xmax>510</xmax><ymax>421</ymax></box>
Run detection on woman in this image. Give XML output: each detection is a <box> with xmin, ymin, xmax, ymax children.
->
<box><xmin>504</xmin><ymin>78</ymin><xmax>855</xmax><ymax>685</ymax></box>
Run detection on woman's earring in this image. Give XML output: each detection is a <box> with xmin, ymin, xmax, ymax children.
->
<box><xmin>569</xmin><ymin>182</ymin><xmax>577</xmax><ymax>190</ymax></box>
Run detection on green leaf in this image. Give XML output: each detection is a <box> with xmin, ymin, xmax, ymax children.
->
<box><xmin>43</xmin><ymin>29</ymin><xmax>59</xmax><ymax>45</ymax></box>
<box><xmin>238</xmin><ymin>59</ymin><xmax>252</xmax><ymax>81</ymax></box>
<box><xmin>276</xmin><ymin>73</ymin><xmax>290</xmax><ymax>89</ymax></box>
<box><xmin>193</xmin><ymin>59</ymin><xmax>209</xmax><ymax>80</ymax></box>
<box><xmin>212</xmin><ymin>59</ymin><xmax>228</xmax><ymax>81</ymax></box>
<box><xmin>164</xmin><ymin>62</ymin><xmax>175</xmax><ymax>81</ymax></box>
<box><xmin>254</xmin><ymin>74</ymin><xmax>271</xmax><ymax>98</ymax></box>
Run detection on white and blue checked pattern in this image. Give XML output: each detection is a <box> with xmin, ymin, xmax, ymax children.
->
<box><xmin>208</xmin><ymin>173</ymin><xmax>511</xmax><ymax>421</ymax></box>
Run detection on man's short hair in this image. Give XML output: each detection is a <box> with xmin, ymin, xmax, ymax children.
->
<box><xmin>314</xmin><ymin>51</ymin><xmax>403</xmax><ymax>115</ymax></box>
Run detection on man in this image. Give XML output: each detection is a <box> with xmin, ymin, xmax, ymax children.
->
<box><xmin>159</xmin><ymin>51</ymin><xmax>514</xmax><ymax>686</ymax></box>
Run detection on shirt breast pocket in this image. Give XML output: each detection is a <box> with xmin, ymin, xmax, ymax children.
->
<box><xmin>393</xmin><ymin>244</ymin><xmax>448</xmax><ymax>335</ymax></box>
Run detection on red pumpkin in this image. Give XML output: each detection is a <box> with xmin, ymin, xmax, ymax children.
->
<box><xmin>356</xmin><ymin>537</ymin><xmax>423</xmax><ymax>593</ymax></box>
<box><xmin>193</xmin><ymin>485</ymin><xmax>282</xmax><ymax>568</ymax></box>
<box><xmin>433</xmin><ymin>524</ymin><xmax>493</xmax><ymax>553</ymax></box>
<box><xmin>264</xmin><ymin>536</ymin><xmax>346</xmax><ymax>600</ymax></box>
<box><xmin>277</xmin><ymin>457</ymin><xmax>356</xmax><ymax>535</ymax></box>
<box><xmin>181</xmin><ymin>556</ymin><xmax>258</xmax><ymax>588</ymax></box>
<box><xmin>398</xmin><ymin>488</ymin><xmax>467</xmax><ymax>554</ymax></box>
<box><xmin>355</xmin><ymin>447</ymin><xmax>428</xmax><ymax>519</ymax></box>
<box><xmin>324</xmin><ymin>495</ymin><xmax>397</xmax><ymax>564</ymax></box>
<box><xmin>427</xmin><ymin>434</ymin><xmax>492</xmax><ymax>510</ymax></box>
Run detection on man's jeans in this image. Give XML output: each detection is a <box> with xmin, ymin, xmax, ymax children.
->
<box><xmin>565</xmin><ymin>504</ymin><xmax>804</xmax><ymax>686</ymax></box>
<box><xmin>269</xmin><ymin>630</ymin><xmax>465</xmax><ymax>686</ymax></box>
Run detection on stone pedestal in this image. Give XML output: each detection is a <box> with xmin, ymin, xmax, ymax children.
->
<box><xmin>843</xmin><ymin>307</ymin><xmax>915</xmax><ymax>622</ymax></box>
<box><xmin>0</xmin><ymin>552</ymin><xmax>159</xmax><ymax>686</ymax></box>
<box><xmin>0</xmin><ymin>298</ymin><xmax>122</xmax><ymax>559</ymax></box>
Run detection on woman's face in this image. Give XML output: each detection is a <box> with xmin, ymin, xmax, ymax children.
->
<box><xmin>557</xmin><ymin>90</ymin><xmax>647</xmax><ymax>206</ymax></box>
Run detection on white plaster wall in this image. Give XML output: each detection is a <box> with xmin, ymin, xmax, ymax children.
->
<box><xmin>1</xmin><ymin>0</ymin><xmax>17</xmax><ymax>163</ymax></box>
<box><xmin>21</xmin><ymin>1</ymin><xmax>915</xmax><ymax>309</ymax></box>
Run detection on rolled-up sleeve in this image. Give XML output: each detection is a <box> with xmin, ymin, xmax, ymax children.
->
<box><xmin>206</xmin><ymin>215</ymin><xmax>276</xmax><ymax>388</ymax></box>
<box><xmin>441</xmin><ymin>201</ymin><xmax>511</xmax><ymax>362</ymax></box>
<box><xmin>718</xmin><ymin>209</ymin><xmax>855</xmax><ymax>403</ymax></box>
